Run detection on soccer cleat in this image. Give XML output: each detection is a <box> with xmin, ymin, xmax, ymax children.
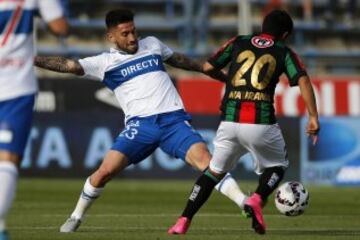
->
<box><xmin>59</xmin><ymin>217</ymin><xmax>82</xmax><ymax>233</ymax></box>
<box><xmin>168</xmin><ymin>217</ymin><xmax>191</xmax><ymax>235</ymax></box>
<box><xmin>244</xmin><ymin>193</ymin><xmax>266</xmax><ymax>235</ymax></box>
<box><xmin>0</xmin><ymin>231</ymin><xmax>9</xmax><ymax>240</ymax></box>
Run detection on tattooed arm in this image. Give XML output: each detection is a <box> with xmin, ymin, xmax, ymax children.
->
<box><xmin>165</xmin><ymin>52</ymin><xmax>203</xmax><ymax>72</ymax></box>
<box><xmin>34</xmin><ymin>56</ymin><xmax>84</xmax><ymax>76</ymax></box>
<box><xmin>165</xmin><ymin>52</ymin><xmax>227</xmax><ymax>82</ymax></box>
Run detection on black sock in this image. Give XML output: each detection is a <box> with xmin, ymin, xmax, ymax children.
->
<box><xmin>255</xmin><ymin>166</ymin><xmax>285</xmax><ymax>202</ymax></box>
<box><xmin>182</xmin><ymin>170</ymin><xmax>220</xmax><ymax>220</ymax></box>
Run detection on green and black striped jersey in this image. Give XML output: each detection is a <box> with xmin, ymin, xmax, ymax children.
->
<box><xmin>208</xmin><ymin>34</ymin><xmax>307</xmax><ymax>124</ymax></box>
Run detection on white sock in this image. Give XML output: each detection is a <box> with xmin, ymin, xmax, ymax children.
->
<box><xmin>215</xmin><ymin>173</ymin><xmax>248</xmax><ymax>209</ymax></box>
<box><xmin>0</xmin><ymin>161</ymin><xmax>18</xmax><ymax>232</ymax></box>
<box><xmin>70</xmin><ymin>177</ymin><xmax>104</xmax><ymax>220</ymax></box>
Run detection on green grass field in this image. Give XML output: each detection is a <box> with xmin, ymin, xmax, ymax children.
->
<box><xmin>7</xmin><ymin>179</ymin><xmax>360</xmax><ymax>240</ymax></box>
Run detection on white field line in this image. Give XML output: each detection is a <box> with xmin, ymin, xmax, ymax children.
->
<box><xmin>9</xmin><ymin>226</ymin><xmax>360</xmax><ymax>232</ymax></box>
<box><xmin>38</xmin><ymin>213</ymin><xmax>359</xmax><ymax>218</ymax></box>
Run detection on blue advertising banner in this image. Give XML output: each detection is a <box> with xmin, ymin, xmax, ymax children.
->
<box><xmin>20</xmin><ymin>112</ymin><xmax>300</xmax><ymax>179</ymax></box>
<box><xmin>301</xmin><ymin>117</ymin><xmax>360</xmax><ymax>185</ymax></box>
<box><xmin>24</xmin><ymin>78</ymin><xmax>301</xmax><ymax>179</ymax></box>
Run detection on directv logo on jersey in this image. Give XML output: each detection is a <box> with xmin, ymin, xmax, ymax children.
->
<box><xmin>103</xmin><ymin>54</ymin><xmax>165</xmax><ymax>90</ymax></box>
<box><xmin>120</xmin><ymin>58</ymin><xmax>160</xmax><ymax>77</ymax></box>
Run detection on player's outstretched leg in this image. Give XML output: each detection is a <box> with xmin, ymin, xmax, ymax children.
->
<box><xmin>185</xmin><ymin>143</ymin><xmax>248</xmax><ymax>210</ymax></box>
<box><xmin>60</xmin><ymin>177</ymin><xmax>103</xmax><ymax>233</ymax></box>
<box><xmin>60</xmin><ymin>150</ymin><xmax>128</xmax><ymax>233</ymax></box>
<box><xmin>244</xmin><ymin>166</ymin><xmax>285</xmax><ymax>235</ymax></box>
<box><xmin>168</xmin><ymin>169</ymin><xmax>223</xmax><ymax>234</ymax></box>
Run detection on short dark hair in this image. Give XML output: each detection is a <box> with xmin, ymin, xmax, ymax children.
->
<box><xmin>105</xmin><ymin>9</ymin><xmax>134</xmax><ymax>29</ymax></box>
<box><xmin>262</xmin><ymin>10</ymin><xmax>293</xmax><ymax>38</ymax></box>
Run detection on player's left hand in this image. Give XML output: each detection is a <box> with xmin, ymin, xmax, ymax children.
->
<box><xmin>306</xmin><ymin>116</ymin><xmax>320</xmax><ymax>145</ymax></box>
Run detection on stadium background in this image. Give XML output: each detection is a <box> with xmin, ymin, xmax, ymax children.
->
<box><xmin>8</xmin><ymin>1</ymin><xmax>360</xmax><ymax>240</ymax></box>
<box><xmin>30</xmin><ymin>0</ymin><xmax>360</xmax><ymax>186</ymax></box>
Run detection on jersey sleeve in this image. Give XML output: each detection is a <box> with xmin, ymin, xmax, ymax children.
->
<box><xmin>37</xmin><ymin>0</ymin><xmax>64</xmax><ymax>22</ymax></box>
<box><xmin>78</xmin><ymin>54</ymin><xmax>108</xmax><ymax>81</ymax></box>
<box><xmin>284</xmin><ymin>48</ymin><xmax>308</xmax><ymax>86</ymax></box>
<box><xmin>208</xmin><ymin>36</ymin><xmax>237</xmax><ymax>69</ymax></box>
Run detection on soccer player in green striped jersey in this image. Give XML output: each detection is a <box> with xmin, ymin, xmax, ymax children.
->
<box><xmin>168</xmin><ymin>10</ymin><xmax>320</xmax><ymax>235</ymax></box>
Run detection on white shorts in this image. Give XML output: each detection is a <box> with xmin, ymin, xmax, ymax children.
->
<box><xmin>209</xmin><ymin>121</ymin><xmax>289</xmax><ymax>175</ymax></box>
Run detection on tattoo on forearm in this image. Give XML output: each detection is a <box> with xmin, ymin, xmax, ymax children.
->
<box><xmin>166</xmin><ymin>52</ymin><xmax>203</xmax><ymax>72</ymax></box>
<box><xmin>34</xmin><ymin>56</ymin><xmax>84</xmax><ymax>75</ymax></box>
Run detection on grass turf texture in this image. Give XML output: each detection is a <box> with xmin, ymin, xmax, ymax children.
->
<box><xmin>8</xmin><ymin>179</ymin><xmax>360</xmax><ymax>240</ymax></box>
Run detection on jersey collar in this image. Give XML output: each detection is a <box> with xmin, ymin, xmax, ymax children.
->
<box><xmin>110</xmin><ymin>48</ymin><xmax>128</xmax><ymax>54</ymax></box>
<box><xmin>259</xmin><ymin>33</ymin><xmax>275</xmax><ymax>40</ymax></box>
<box><xmin>110</xmin><ymin>47</ymin><xmax>140</xmax><ymax>55</ymax></box>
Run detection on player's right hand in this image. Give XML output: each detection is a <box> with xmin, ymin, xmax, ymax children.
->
<box><xmin>306</xmin><ymin>116</ymin><xmax>320</xmax><ymax>145</ymax></box>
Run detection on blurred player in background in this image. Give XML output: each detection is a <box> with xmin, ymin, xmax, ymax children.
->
<box><xmin>0</xmin><ymin>0</ymin><xmax>68</xmax><ymax>239</ymax></box>
<box><xmin>34</xmin><ymin>8</ymin><xmax>248</xmax><ymax>233</ymax></box>
<box><xmin>168</xmin><ymin>10</ymin><xmax>320</xmax><ymax>235</ymax></box>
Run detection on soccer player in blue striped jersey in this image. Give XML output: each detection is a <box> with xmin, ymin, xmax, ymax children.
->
<box><xmin>34</xmin><ymin>8</ymin><xmax>248</xmax><ymax>233</ymax></box>
<box><xmin>0</xmin><ymin>1</ymin><xmax>68</xmax><ymax>239</ymax></box>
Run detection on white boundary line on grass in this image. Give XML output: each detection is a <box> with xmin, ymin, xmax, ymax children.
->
<box><xmin>39</xmin><ymin>213</ymin><xmax>358</xmax><ymax>218</ymax></box>
<box><xmin>9</xmin><ymin>226</ymin><xmax>360</xmax><ymax>233</ymax></box>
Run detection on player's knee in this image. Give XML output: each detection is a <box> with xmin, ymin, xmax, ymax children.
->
<box><xmin>194</xmin><ymin>148</ymin><xmax>211</xmax><ymax>171</ymax></box>
<box><xmin>196</xmin><ymin>157</ymin><xmax>210</xmax><ymax>171</ymax></box>
<box><xmin>187</xmin><ymin>143</ymin><xmax>211</xmax><ymax>160</ymax></box>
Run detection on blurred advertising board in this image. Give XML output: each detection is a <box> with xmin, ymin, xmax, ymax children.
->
<box><xmin>29</xmin><ymin>77</ymin><xmax>329</xmax><ymax>179</ymax></box>
<box><xmin>20</xmin><ymin>112</ymin><xmax>300</xmax><ymax>179</ymax></box>
<box><xmin>301</xmin><ymin>117</ymin><xmax>360</xmax><ymax>186</ymax></box>
<box><xmin>37</xmin><ymin>76</ymin><xmax>360</xmax><ymax>116</ymax></box>
<box><xmin>178</xmin><ymin>76</ymin><xmax>360</xmax><ymax>116</ymax></box>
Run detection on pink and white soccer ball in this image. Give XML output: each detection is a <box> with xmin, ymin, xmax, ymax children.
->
<box><xmin>275</xmin><ymin>181</ymin><xmax>309</xmax><ymax>216</ymax></box>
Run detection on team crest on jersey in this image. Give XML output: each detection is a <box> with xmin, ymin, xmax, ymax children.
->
<box><xmin>251</xmin><ymin>36</ymin><xmax>274</xmax><ymax>48</ymax></box>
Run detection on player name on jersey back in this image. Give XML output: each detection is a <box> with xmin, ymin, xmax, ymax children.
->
<box><xmin>228</xmin><ymin>90</ymin><xmax>271</xmax><ymax>102</ymax></box>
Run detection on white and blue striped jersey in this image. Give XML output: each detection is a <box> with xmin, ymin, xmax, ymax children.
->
<box><xmin>0</xmin><ymin>0</ymin><xmax>64</xmax><ymax>101</ymax></box>
<box><xmin>79</xmin><ymin>36</ymin><xmax>185</xmax><ymax>122</ymax></box>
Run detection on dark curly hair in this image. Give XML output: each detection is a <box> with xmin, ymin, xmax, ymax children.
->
<box><xmin>262</xmin><ymin>10</ymin><xmax>293</xmax><ymax>39</ymax></box>
<box><xmin>105</xmin><ymin>8</ymin><xmax>134</xmax><ymax>29</ymax></box>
